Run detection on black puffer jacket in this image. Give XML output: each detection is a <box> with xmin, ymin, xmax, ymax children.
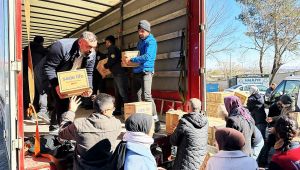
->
<box><xmin>247</xmin><ymin>93</ymin><xmax>267</xmax><ymax>125</ymax></box>
<box><xmin>170</xmin><ymin>112</ymin><xmax>208</xmax><ymax>170</ymax></box>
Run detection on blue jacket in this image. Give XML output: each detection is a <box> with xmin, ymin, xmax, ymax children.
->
<box><xmin>130</xmin><ymin>34</ymin><xmax>157</xmax><ymax>73</ymax></box>
<box><xmin>124</xmin><ymin>142</ymin><xmax>157</xmax><ymax>170</ymax></box>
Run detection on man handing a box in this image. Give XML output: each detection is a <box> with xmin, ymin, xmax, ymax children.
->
<box><xmin>44</xmin><ymin>31</ymin><xmax>97</xmax><ymax>133</ymax></box>
<box><xmin>123</xmin><ymin>20</ymin><xmax>160</xmax><ymax>132</ymax></box>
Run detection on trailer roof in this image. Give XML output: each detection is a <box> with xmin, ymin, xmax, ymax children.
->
<box><xmin>22</xmin><ymin>0</ymin><xmax>121</xmax><ymax>47</ymax></box>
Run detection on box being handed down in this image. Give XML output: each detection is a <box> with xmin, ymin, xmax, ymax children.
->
<box><xmin>166</xmin><ymin>109</ymin><xmax>187</xmax><ymax>134</ymax></box>
<box><xmin>124</xmin><ymin>102</ymin><xmax>152</xmax><ymax>120</ymax></box>
<box><xmin>121</xmin><ymin>51</ymin><xmax>140</xmax><ymax>67</ymax></box>
<box><xmin>96</xmin><ymin>58</ymin><xmax>111</xmax><ymax>78</ymax></box>
<box><xmin>57</xmin><ymin>69</ymin><xmax>90</xmax><ymax>98</ymax></box>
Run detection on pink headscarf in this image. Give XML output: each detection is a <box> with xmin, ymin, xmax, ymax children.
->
<box><xmin>224</xmin><ymin>96</ymin><xmax>253</xmax><ymax>122</ymax></box>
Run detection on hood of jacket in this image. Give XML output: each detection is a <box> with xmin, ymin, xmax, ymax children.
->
<box><xmin>182</xmin><ymin>112</ymin><xmax>208</xmax><ymax>128</ymax></box>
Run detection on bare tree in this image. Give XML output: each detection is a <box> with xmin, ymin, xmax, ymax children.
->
<box><xmin>236</xmin><ymin>0</ymin><xmax>300</xmax><ymax>83</ymax></box>
<box><xmin>206</xmin><ymin>0</ymin><xmax>238</xmax><ymax>59</ymax></box>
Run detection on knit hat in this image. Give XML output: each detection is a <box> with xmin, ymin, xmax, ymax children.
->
<box><xmin>249</xmin><ymin>86</ymin><xmax>259</xmax><ymax>95</ymax></box>
<box><xmin>138</xmin><ymin>20</ymin><xmax>151</xmax><ymax>32</ymax></box>
<box><xmin>125</xmin><ymin>113</ymin><xmax>153</xmax><ymax>134</ymax></box>
<box><xmin>215</xmin><ymin>127</ymin><xmax>245</xmax><ymax>151</ymax></box>
<box><xmin>280</xmin><ymin>94</ymin><xmax>293</xmax><ymax>105</ymax></box>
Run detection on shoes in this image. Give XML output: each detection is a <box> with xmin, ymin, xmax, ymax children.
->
<box><xmin>37</xmin><ymin>111</ymin><xmax>50</xmax><ymax>124</ymax></box>
<box><xmin>49</xmin><ymin>125</ymin><xmax>59</xmax><ymax>135</ymax></box>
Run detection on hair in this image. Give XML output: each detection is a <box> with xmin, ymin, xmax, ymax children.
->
<box><xmin>33</xmin><ymin>36</ymin><xmax>44</xmax><ymax>44</ymax></box>
<box><xmin>93</xmin><ymin>93</ymin><xmax>115</xmax><ymax>113</ymax></box>
<box><xmin>275</xmin><ymin>115</ymin><xmax>299</xmax><ymax>152</ymax></box>
<box><xmin>189</xmin><ymin>98</ymin><xmax>201</xmax><ymax>112</ymax></box>
<box><xmin>80</xmin><ymin>31</ymin><xmax>97</xmax><ymax>43</ymax></box>
<box><xmin>105</xmin><ymin>35</ymin><xmax>115</xmax><ymax>45</ymax></box>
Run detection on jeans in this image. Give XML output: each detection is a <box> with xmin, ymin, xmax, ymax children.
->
<box><xmin>113</xmin><ymin>74</ymin><xmax>129</xmax><ymax>112</ymax></box>
<box><xmin>38</xmin><ymin>92</ymin><xmax>48</xmax><ymax>114</ymax></box>
<box><xmin>132</xmin><ymin>72</ymin><xmax>158</xmax><ymax>119</ymax></box>
<box><xmin>252</xmin><ymin>139</ymin><xmax>264</xmax><ymax>160</ymax></box>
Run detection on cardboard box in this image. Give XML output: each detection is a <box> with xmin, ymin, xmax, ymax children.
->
<box><xmin>57</xmin><ymin>69</ymin><xmax>90</xmax><ymax>98</ymax></box>
<box><xmin>234</xmin><ymin>91</ymin><xmax>249</xmax><ymax>105</ymax></box>
<box><xmin>121</xmin><ymin>51</ymin><xmax>139</xmax><ymax>67</ymax></box>
<box><xmin>96</xmin><ymin>58</ymin><xmax>111</xmax><ymax>78</ymax></box>
<box><xmin>206</xmin><ymin>102</ymin><xmax>227</xmax><ymax>119</ymax></box>
<box><xmin>206</xmin><ymin>92</ymin><xmax>234</xmax><ymax>103</ymax></box>
<box><xmin>124</xmin><ymin>102</ymin><xmax>152</xmax><ymax>120</ymax></box>
<box><xmin>166</xmin><ymin>110</ymin><xmax>187</xmax><ymax>134</ymax></box>
<box><xmin>207</xmin><ymin>117</ymin><xmax>226</xmax><ymax>146</ymax></box>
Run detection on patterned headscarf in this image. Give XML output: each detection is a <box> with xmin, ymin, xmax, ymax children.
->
<box><xmin>224</xmin><ymin>96</ymin><xmax>253</xmax><ymax>122</ymax></box>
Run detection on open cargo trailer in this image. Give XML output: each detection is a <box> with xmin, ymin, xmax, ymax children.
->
<box><xmin>1</xmin><ymin>0</ymin><xmax>205</xmax><ymax>169</ymax></box>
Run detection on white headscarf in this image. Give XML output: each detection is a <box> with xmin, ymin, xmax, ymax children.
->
<box><xmin>249</xmin><ymin>86</ymin><xmax>259</xmax><ymax>95</ymax></box>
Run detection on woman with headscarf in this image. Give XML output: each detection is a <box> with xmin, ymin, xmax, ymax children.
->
<box><xmin>247</xmin><ymin>86</ymin><xmax>267</xmax><ymax>139</ymax></box>
<box><xmin>224</xmin><ymin>96</ymin><xmax>256</xmax><ymax>156</ymax></box>
<box><xmin>123</xmin><ymin>113</ymin><xmax>156</xmax><ymax>170</ymax></box>
<box><xmin>206</xmin><ymin>128</ymin><xmax>258</xmax><ymax>170</ymax></box>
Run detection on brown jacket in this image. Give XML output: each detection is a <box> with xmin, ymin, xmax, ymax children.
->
<box><xmin>59</xmin><ymin>111</ymin><xmax>122</xmax><ymax>170</ymax></box>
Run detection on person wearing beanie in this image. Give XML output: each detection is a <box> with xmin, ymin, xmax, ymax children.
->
<box><xmin>247</xmin><ymin>86</ymin><xmax>267</xmax><ymax>140</ymax></box>
<box><xmin>123</xmin><ymin>20</ymin><xmax>161</xmax><ymax>132</ymax></box>
<box><xmin>103</xmin><ymin>35</ymin><xmax>128</xmax><ymax>116</ymax></box>
<box><xmin>206</xmin><ymin>128</ymin><xmax>258</xmax><ymax>170</ymax></box>
<box><xmin>170</xmin><ymin>98</ymin><xmax>208</xmax><ymax>170</ymax></box>
<box><xmin>123</xmin><ymin>113</ymin><xmax>157</xmax><ymax>170</ymax></box>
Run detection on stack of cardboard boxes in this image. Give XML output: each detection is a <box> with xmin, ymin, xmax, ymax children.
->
<box><xmin>206</xmin><ymin>92</ymin><xmax>232</xmax><ymax>147</ymax></box>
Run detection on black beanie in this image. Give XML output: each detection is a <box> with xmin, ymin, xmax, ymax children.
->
<box><xmin>125</xmin><ymin>113</ymin><xmax>153</xmax><ymax>134</ymax></box>
<box><xmin>138</xmin><ymin>20</ymin><xmax>151</xmax><ymax>32</ymax></box>
<box><xmin>280</xmin><ymin>94</ymin><xmax>293</xmax><ymax>105</ymax></box>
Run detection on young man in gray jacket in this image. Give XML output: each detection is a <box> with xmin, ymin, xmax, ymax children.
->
<box><xmin>59</xmin><ymin>93</ymin><xmax>121</xmax><ymax>170</ymax></box>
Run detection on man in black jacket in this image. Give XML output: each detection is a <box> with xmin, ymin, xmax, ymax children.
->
<box><xmin>170</xmin><ymin>98</ymin><xmax>208</xmax><ymax>170</ymax></box>
<box><xmin>102</xmin><ymin>35</ymin><xmax>128</xmax><ymax>115</ymax></box>
<box><xmin>44</xmin><ymin>31</ymin><xmax>97</xmax><ymax>132</ymax></box>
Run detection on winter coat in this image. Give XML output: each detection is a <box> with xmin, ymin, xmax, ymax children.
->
<box><xmin>131</xmin><ymin>34</ymin><xmax>157</xmax><ymax>73</ymax></box>
<box><xmin>226</xmin><ymin>112</ymin><xmax>255</xmax><ymax>156</ymax></box>
<box><xmin>44</xmin><ymin>38</ymin><xmax>96</xmax><ymax>89</ymax></box>
<box><xmin>170</xmin><ymin>112</ymin><xmax>208</xmax><ymax>170</ymax></box>
<box><xmin>104</xmin><ymin>45</ymin><xmax>126</xmax><ymax>75</ymax></box>
<box><xmin>59</xmin><ymin>111</ymin><xmax>122</xmax><ymax>170</ymax></box>
<box><xmin>247</xmin><ymin>93</ymin><xmax>267</xmax><ymax>125</ymax></box>
<box><xmin>124</xmin><ymin>142</ymin><xmax>157</xmax><ymax>170</ymax></box>
<box><xmin>269</xmin><ymin>142</ymin><xmax>300</xmax><ymax>170</ymax></box>
<box><xmin>206</xmin><ymin>150</ymin><xmax>258</xmax><ymax>170</ymax></box>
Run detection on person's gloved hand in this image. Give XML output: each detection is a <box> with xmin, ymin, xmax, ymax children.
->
<box><xmin>69</xmin><ymin>96</ymin><xmax>81</xmax><ymax>113</ymax></box>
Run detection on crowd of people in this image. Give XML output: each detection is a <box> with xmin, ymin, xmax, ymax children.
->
<box><xmin>21</xmin><ymin>19</ymin><xmax>300</xmax><ymax>170</ymax></box>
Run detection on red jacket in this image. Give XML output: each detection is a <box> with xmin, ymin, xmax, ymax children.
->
<box><xmin>269</xmin><ymin>143</ymin><xmax>300</xmax><ymax>170</ymax></box>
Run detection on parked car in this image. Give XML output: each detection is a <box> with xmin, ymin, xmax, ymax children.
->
<box><xmin>224</xmin><ymin>84</ymin><xmax>268</xmax><ymax>95</ymax></box>
<box><xmin>265</xmin><ymin>75</ymin><xmax>300</xmax><ymax>108</ymax></box>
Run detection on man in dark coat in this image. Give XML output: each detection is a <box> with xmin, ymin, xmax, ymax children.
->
<box><xmin>44</xmin><ymin>31</ymin><xmax>97</xmax><ymax>132</ymax></box>
<box><xmin>103</xmin><ymin>35</ymin><xmax>128</xmax><ymax>115</ymax></box>
<box><xmin>170</xmin><ymin>98</ymin><xmax>208</xmax><ymax>170</ymax></box>
<box><xmin>247</xmin><ymin>86</ymin><xmax>267</xmax><ymax>139</ymax></box>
